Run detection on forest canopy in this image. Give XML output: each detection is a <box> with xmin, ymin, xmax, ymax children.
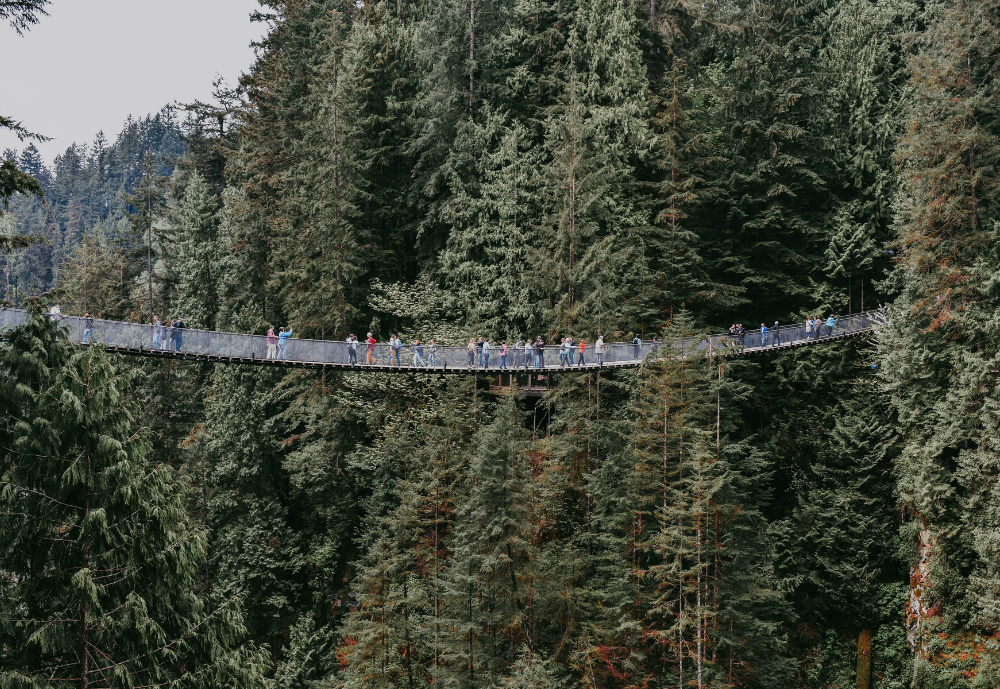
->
<box><xmin>3</xmin><ymin>0</ymin><xmax>1000</xmax><ymax>687</ymax></box>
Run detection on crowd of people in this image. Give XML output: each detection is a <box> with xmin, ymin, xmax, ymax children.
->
<box><xmin>329</xmin><ymin>332</ymin><xmax>627</xmax><ymax>369</ymax></box>
<box><xmin>460</xmin><ymin>335</ymin><xmax>611</xmax><ymax>370</ymax></box>
<box><xmin>727</xmin><ymin>314</ymin><xmax>841</xmax><ymax>348</ymax></box>
<box><xmin>58</xmin><ymin>307</ymin><xmax>848</xmax><ymax>364</ymax></box>
<box><xmin>151</xmin><ymin>315</ymin><xmax>188</xmax><ymax>352</ymax></box>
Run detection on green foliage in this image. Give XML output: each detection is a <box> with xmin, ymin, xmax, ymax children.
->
<box><xmin>2</xmin><ymin>0</ymin><xmax>966</xmax><ymax>684</ymax></box>
<box><xmin>175</xmin><ymin>170</ymin><xmax>222</xmax><ymax>329</ymax></box>
<box><xmin>0</xmin><ymin>313</ymin><xmax>265</xmax><ymax>688</ymax></box>
<box><xmin>880</xmin><ymin>0</ymin><xmax>1000</xmax><ymax>680</ymax></box>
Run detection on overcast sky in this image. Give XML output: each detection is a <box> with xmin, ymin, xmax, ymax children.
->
<box><xmin>1</xmin><ymin>0</ymin><xmax>266</xmax><ymax>163</ymax></box>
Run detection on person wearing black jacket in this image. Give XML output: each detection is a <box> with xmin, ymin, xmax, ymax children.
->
<box><xmin>82</xmin><ymin>311</ymin><xmax>93</xmax><ymax>344</ymax></box>
<box><xmin>172</xmin><ymin>317</ymin><xmax>186</xmax><ymax>352</ymax></box>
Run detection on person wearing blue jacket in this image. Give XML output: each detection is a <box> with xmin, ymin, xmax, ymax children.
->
<box><xmin>278</xmin><ymin>326</ymin><xmax>293</xmax><ymax>360</ymax></box>
<box><xmin>759</xmin><ymin>322</ymin><xmax>768</xmax><ymax>347</ymax></box>
<box><xmin>825</xmin><ymin>314</ymin><xmax>837</xmax><ymax>337</ymax></box>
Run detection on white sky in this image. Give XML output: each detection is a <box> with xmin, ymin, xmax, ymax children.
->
<box><xmin>0</xmin><ymin>0</ymin><xmax>266</xmax><ymax>163</ymax></box>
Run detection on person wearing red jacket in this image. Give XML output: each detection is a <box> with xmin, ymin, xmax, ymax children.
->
<box><xmin>366</xmin><ymin>332</ymin><xmax>377</xmax><ymax>364</ymax></box>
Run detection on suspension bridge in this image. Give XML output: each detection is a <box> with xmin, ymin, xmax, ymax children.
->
<box><xmin>0</xmin><ymin>308</ymin><xmax>879</xmax><ymax>374</ymax></box>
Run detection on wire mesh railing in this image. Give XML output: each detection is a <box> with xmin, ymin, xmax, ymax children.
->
<box><xmin>0</xmin><ymin>308</ymin><xmax>879</xmax><ymax>371</ymax></box>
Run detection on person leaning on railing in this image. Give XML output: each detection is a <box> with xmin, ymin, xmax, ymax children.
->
<box><xmin>172</xmin><ymin>317</ymin><xmax>186</xmax><ymax>352</ymax></box>
<box><xmin>278</xmin><ymin>326</ymin><xmax>293</xmax><ymax>360</ymax></box>
<box><xmin>82</xmin><ymin>311</ymin><xmax>93</xmax><ymax>344</ymax></box>
<box><xmin>347</xmin><ymin>333</ymin><xmax>358</xmax><ymax>365</ymax></box>
<box><xmin>266</xmin><ymin>325</ymin><xmax>277</xmax><ymax>359</ymax></box>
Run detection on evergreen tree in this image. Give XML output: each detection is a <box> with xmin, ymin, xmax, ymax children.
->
<box><xmin>175</xmin><ymin>170</ymin><xmax>222</xmax><ymax>329</ymax></box>
<box><xmin>275</xmin><ymin>9</ymin><xmax>366</xmax><ymax>340</ymax></box>
<box><xmin>608</xmin><ymin>312</ymin><xmax>794</xmax><ymax>687</ymax></box>
<box><xmin>881</xmin><ymin>0</ymin><xmax>1000</xmax><ymax>679</ymax></box>
<box><xmin>0</xmin><ymin>313</ymin><xmax>265</xmax><ymax>688</ymax></box>
<box><xmin>202</xmin><ymin>362</ymin><xmax>297</xmax><ymax>664</ymax></box>
<box><xmin>438</xmin><ymin>394</ymin><xmax>536</xmax><ymax>686</ymax></box>
<box><xmin>699</xmin><ymin>0</ymin><xmax>832</xmax><ymax>324</ymax></box>
<box><xmin>120</xmin><ymin>152</ymin><xmax>168</xmax><ymax>323</ymax></box>
<box><xmin>531</xmin><ymin>0</ymin><xmax>655</xmax><ymax>336</ymax></box>
<box><xmin>818</xmin><ymin>0</ymin><xmax>911</xmax><ymax>313</ymax></box>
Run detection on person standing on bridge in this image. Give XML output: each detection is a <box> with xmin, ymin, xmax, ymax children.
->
<box><xmin>536</xmin><ymin>337</ymin><xmax>546</xmax><ymax>368</ymax></box>
<box><xmin>578</xmin><ymin>338</ymin><xmax>586</xmax><ymax>366</ymax></box>
<box><xmin>414</xmin><ymin>339</ymin><xmax>426</xmax><ymax>366</ymax></box>
<box><xmin>152</xmin><ymin>315</ymin><xmax>163</xmax><ymax>350</ymax></box>
<box><xmin>559</xmin><ymin>338</ymin><xmax>568</xmax><ymax>366</ymax></box>
<box><xmin>266</xmin><ymin>326</ymin><xmax>278</xmax><ymax>359</ymax></box>
<box><xmin>825</xmin><ymin>314</ymin><xmax>837</xmax><ymax>337</ymax></box>
<box><xmin>82</xmin><ymin>311</ymin><xmax>94</xmax><ymax>344</ymax></box>
<box><xmin>476</xmin><ymin>337</ymin><xmax>484</xmax><ymax>367</ymax></box>
<box><xmin>632</xmin><ymin>333</ymin><xmax>641</xmax><ymax>359</ymax></box>
<box><xmin>772</xmin><ymin>321</ymin><xmax>781</xmax><ymax>346</ymax></box>
<box><xmin>467</xmin><ymin>338</ymin><xmax>476</xmax><ymax>368</ymax></box>
<box><xmin>172</xmin><ymin>317</ymin><xmax>186</xmax><ymax>352</ymax></box>
<box><xmin>567</xmin><ymin>335</ymin><xmax>575</xmax><ymax>365</ymax></box>
<box><xmin>804</xmin><ymin>317</ymin><xmax>813</xmax><ymax>341</ymax></box>
<box><xmin>759</xmin><ymin>322</ymin><xmax>768</xmax><ymax>347</ymax></box>
<box><xmin>347</xmin><ymin>333</ymin><xmax>358</xmax><ymax>365</ymax></box>
<box><xmin>366</xmin><ymin>333</ymin><xmax>377</xmax><ymax>364</ymax></box>
<box><xmin>596</xmin><ymin>335</ymin><xmax>605</xmax><ymax>365</ymax></box>
<box><xmin>523</xmin><ymin>338</ymin><xmax>533</xmax><ymax>369</ymax></box>
<box><xmin>428</xmin><ymin>338</ymin><xmax>437</xmax><ymax>366</ymax></box>
<box><xmin>389</xmin><ymin>335</ymin><xmax>402</xmax><ymax>366</ymax></box>
<box><xmin>278</xmin><ymin>326</ymin><xmax>293</xmax><ymax>360</ymax></box>
<box><xmin>482</xmin><ymin>339</ymin><xmax>491</xmax><ymax>368</ymax></box>
<box><xmin>499</xmin><ymin>341</ymin><xmax>508</xmax><ymax>369</ymax></box>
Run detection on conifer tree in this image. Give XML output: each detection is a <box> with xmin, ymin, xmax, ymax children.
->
<box><xmin>610</xmin><ymin>312</ymin><xmax>794</xmax><ymax>687</ymax></box>
<box><xmin>819</xmin><ymin>0</ymin><xmax>910</xmax><ymax>313</ymax></box>
<box><xmin>333</xmin><ymin>378</ymin><xmax>478</xmax><ymax>688</ymax></box>
<box><xmin>439</xmin><ymin>394</ymin><xmax>537</xmax><ymax>685</ymax></box>
<box><xmin>0</xmin><ymin>313</ymin><xmax>265</xmax><ymax>688</ymax></box>
<box><xmin>533</xmin><ymin>0</ymin><xmax>654</xmax><ymax>336</ymax></box>
<box><xmin>119</xmin><ymin>152</ymin><xmax>167</xmax><ymax>322</ymax></box>
<box><xmin>276</xmin><ymin>9</ymin><xmax>365</xmax><ymax>339</ymax></box>
<box><xmin>881</xmin><ymin>0</ymin><xmax>1000</xmax><ymax>677</ymax></box>
<box><xmin>175</xmin><ymin>170</ymin><xmax>222</xmax><ymax>329</ymax></box>
<box><xmin>202</xmin><ymin>362</ymin><xmax>296</xmax><ymax>664</ymax></box>
<box><xmin>436</xmin><ymin>110</ymin><xmax>538</xmax><ymax>335</ymax></box>
<box><xmin>701</xmin><ymin>0</ymin><xmax>832</xmax><ymax>323</ymax></box>
<box><xmin>57</xmin><ymin>222</ymin><xmax>121</xmax><ymax>317</ymax></box>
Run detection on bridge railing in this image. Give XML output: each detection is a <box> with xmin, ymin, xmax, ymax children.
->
<box><xmin>700</xmin><ymin>312</ymin><xmax>874</xmax><ymax>353</ymax></box>
<box><xmin>0</xmin><ymin>308</ymin><xmax>878</xmax><ymax>368</ymax></box>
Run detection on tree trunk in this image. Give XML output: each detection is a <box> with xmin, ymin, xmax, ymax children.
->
<box><xmin>147</xmin><ymin>201</ymin><xmax>153</xmax><ymax>324</ymax></box>
<box><xmin>469</xmin><ymin>0</ymin><xmax>475</xmax><ymax>114</ymax></box>
<box><xmin>856</xmin><ymin>628</ymin><xmax>872</xmax><ymax>689</ymax></box>
<box><xmin>80</xmin><ymin>480</ymin><xmax>90</xmax><ymax>689</ymax></box>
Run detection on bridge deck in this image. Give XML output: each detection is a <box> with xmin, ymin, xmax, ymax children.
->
<box><xmin>0</xmin><ymin>309</ymin><xmax>878</xmax><ymax>372</ymax></box>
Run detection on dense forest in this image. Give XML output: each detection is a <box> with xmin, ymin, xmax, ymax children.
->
<box><xmin>3</xmin><ymin>0</ymin><xmax>1000</xmax><ymax>686</ymax></box>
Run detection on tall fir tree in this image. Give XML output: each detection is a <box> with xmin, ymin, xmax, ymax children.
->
<box><xmin>0</xmin><ymin>313</ymin><xmax>265</xmax><ymax>688</ymax></box>
<box><xmin>881</xmin><ymin>0</ymin><xmax>1000</xmax><ymax>682</ymax></box>
<box><xmin>175</xmin><ymin>170</ymin><xmax>222</xmax><ymax>329</ymax></box>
